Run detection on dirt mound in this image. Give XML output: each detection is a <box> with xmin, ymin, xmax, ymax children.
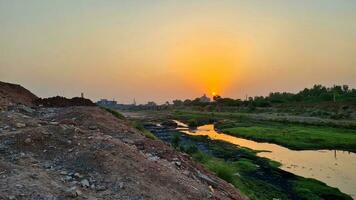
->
<box><xmin>0</xmin><ymin>106</ymin><xmax>246</xmax><ymax>200</ymax></box>
<box><xmin>0</xmin><ymin>81</ymin><xmax>38</xmax><ymax>108</ymax></box>
<box><xmin>34</xmin><ymin>96</ymin><xmax>96</xmax><ymax>107</ymax></box>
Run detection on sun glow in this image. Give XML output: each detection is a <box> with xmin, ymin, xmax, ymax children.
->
<box><xmin>170</xmin><ymin>28</ymin><xmax>244</xmax><ymax>96</ymax></box>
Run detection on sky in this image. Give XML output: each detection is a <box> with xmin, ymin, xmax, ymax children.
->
<box><xmin>1</xmin><ymin>0</ymin><xmax>356</xmax><ymax>104</ymax></box>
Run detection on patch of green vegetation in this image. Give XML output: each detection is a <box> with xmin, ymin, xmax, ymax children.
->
<box><xmin>101</xmin><ymin>107</ymin><xmax>126</xmax><ymax>120</ymax></box>
<box><xmin>171</xmin><ymin>133</ymin><xmax>181</xmax><ymax>148</ymax></box>
<box><xmin>173</xmin><ymin>110</ymin><xmax>356</xmax><ymax>129</ymax></box>
<box><xmin>132</xmin><ymin>121</ymin><xmax>145</xmax><ymax>131</ymax></box>
<box><xmin>291</xmin><ymin>177</ymin><xmax>352</xmax><ymax>200</ymax></box>
<box><xmin>234</xmin><ymin>158</ymin><xmax>259</xmax><ymax>173</ymax></box>
<box><xmin>142</xmin><ymin>130</ymin><xmax>157</xmax><ymax>140</ymax></box>
<box><xmin>132</xmin><ymin>121</ymin><xmax>157</xmax><ymax>140</ymax></box>
<box><xmin>222</xmin><ymin>125</ymin><xmax>356</xmax><ymax>152</ymax></box>
<box><xmin>182</xmin><ymin>137</ymin><xmax>352</xmax><ymax>200</ymax></box>
<box><xmin>173</xmin><ymin>110</ymin><xmax>218</xmax><ymax>126</ymax></box>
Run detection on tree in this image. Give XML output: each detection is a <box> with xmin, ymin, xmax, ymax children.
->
<box><xmin>172</xmin><ymin>99</ymin><xmax>183</xmax><ymax>106</ymax></box>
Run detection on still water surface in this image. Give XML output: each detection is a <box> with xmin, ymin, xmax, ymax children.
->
<box><xmin>175</xmin><ymin>121</ymin><xmax>356</xmax><ymax>198</ymax></box>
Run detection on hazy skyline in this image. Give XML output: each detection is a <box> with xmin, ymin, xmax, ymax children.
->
<box><xmin>1</xmin><ymin>0</ymin><xmax>356</xmax><ymax>103</ymax></box>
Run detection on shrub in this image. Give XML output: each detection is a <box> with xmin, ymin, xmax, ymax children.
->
<box><xmin>171</xmin><ymin>133</ymin><xmax>181</xmax><ymax>148</ymax></box>
<box><xmin>188</xmin><ymin>119</ymin><xmax>198</xmax><ymax>128</ymax></box>
<box><xmin>132</xmin><ymin>121</ymin><xmax>145</xmax><ymax>131</ymax></box>
<box><xmin>208</xmin><ymin>161</ymin><xmax>234</xmax><ymax>183</ymax></box>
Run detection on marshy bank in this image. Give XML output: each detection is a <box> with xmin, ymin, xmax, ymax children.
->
<box><xmin>143</xmin><ymin>120</ymin><xmax>353</xmax><ymax>200</ymax></box>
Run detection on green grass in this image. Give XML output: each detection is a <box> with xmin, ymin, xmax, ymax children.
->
<box><xmin>222</xmin><ymin>125</ymin><xmax>356</xmax><ymax>152</ymax></box>
<box><xmin>142</xmin><ymin>130</ymin><xmax>157</xmax><ymax>140</ymax></box>
<box><xmin>191</xmin><ymin>151</ymin><xmax>286</xmax><ymax>200</ymax></box>
<box><xmin>189</xmin><ymin>149</ymin><xmax>351</xmax><ymax>200</ymax></box>
<box><xmin>101</xmin><ymin>107</ymin><xmax>126</xmax><ymax>120</ymax></box>
<box><xmin>173</xmin><ymin>110</ymin><xmax>356</xmax><ymax>129</ymax></box>
<box><xmin>131</xmin><ymin>121</ymin><xmax>157</xmax><ymax>140</ymax></box>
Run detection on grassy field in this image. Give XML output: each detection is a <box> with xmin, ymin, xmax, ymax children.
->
<box><xmin>221</xmin><ymin>124</ymin><xmax>356</xmax><ymax>152</ymax></box>
<box><xmin>173</xmin><ymin>110</ymin><xmax>356</xmax><ymax>129</ymax></box>
<box><xmin>173</xmin><ymin>110</ymin><xmax>356</xmax><ymax>152</ymax></box>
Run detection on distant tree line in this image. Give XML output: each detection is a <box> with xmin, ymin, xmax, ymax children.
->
<box><xmin>172</xmin><ymin>84</ymin><xmax>356</xmax><ymax>108</ymax></box>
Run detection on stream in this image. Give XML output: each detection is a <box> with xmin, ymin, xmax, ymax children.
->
<box><xmin>174</xmin><ymin>121</ymin><xmax>356</xmax><ymax>199</ymax></box>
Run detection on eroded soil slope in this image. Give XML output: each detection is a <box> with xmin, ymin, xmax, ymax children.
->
<box><xmin>0</xmin><ymin>81</ymin><xmax>38</xmax><ymax>109</ymax></box>
<box><xmin>0</xmin><ymin>105</ymin><xmax>246</xmax><ymax>200</ymax></box>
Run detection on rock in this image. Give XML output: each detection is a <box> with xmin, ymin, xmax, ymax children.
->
<box><xmin>65</xmin><ymin>186</ymin><xmax>82</xmax><ymax>198</ymax></box>
<box><xmin>15</xmin><ymin>123</ymin><xmax>26</xmax><ymax>128</ymax></box>
<box><xmin>64</xmin><ymin>176</ymin><xmax>72</xmax><ymax>181</ymax></box>
<box><xmin>24</xmin><ymin>138</ymin><xmax>32</xmax><ymax>144</ymax></box>
<box><xmin>118</xmin><ymin>182</ymin><xmax>124</xmax><ymax>189</ymax></box>
<box><xmin>18</xmin><ymin>105</ymin><xmax>34</xmax><ymax>114</ymax></box>
<box><xmin>8</xmin><ymin>195</ymin><xmax>16</xmax><ymax>200</ymax></box>
<box><xmin>88</xmin><ymin>125</ymin><xmax>97</xmax><ymax>130</ymax></box>
<box><xmin>49</xmin><ymin>122</ymin><xmax>59</xmax><ymax>125</ymax></box>
<box><xmin>209</xmin><ymin>185</ymin><xmax>214</xmax><ymax>193</ymax></box>
<box><xmin>174</xmin><ymin>161</ymin><xmax>182</xmax><ymax>167</ymax></box>
<box><xmin>122</xmin><ymin>138</ymin><xmax>134</xmax><ymax>144</ymax></box>
<box><xmin>182</xmin><ymin>170</ymin><xmax>190</xmax><ymax>176</ymax></box>
<box><xmin>80</xmin><ymin>179</ymin><xmax>90</xmax><ymax>187</ymax></box>
<box><xmin>60</xmin><ymin>171</ymin><xmax>68</xmax><ymax>175</ymax></box>
<box><xmin>96</xmin><ymin>185</ymin><xmax>107</xmax><ymax>192</ymax></box>
<box><xmin>148</xmin><ymin>155</ymin><xmax>160</xmax><ymax>161</ymax></box>
<box><xmin>196</xmin><ymin>170</ymin><xmax>218</xmax><ymax>187</ymax></box>
<box><xmin>74</xmin><ymin>172</ymin><xmax>82</xmax><ymax>178</ymax></box>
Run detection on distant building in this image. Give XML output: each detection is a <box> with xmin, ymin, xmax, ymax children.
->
<box><xmin>199</xmin><ymin>94</ymin><xmax>211</xmax><ymax>103</ymax></box>
<box><xmin>96</xmin><ymin>99</ymin><xmax>118</xmax><ymax>107</ymax></box>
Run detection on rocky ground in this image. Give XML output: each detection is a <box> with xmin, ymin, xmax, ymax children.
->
<box><xmin>0</xmin><ymin>103</ymin><xmax>246</xmax><ymax>200</ymax></box>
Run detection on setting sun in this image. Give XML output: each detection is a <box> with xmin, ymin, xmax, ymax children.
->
<box><xmin>170</xmin><ymin>27</ymin><xmax>245</xmax><ymax>96</ymax></box>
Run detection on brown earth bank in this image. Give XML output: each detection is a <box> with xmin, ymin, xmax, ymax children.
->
<box><xmin>0</xmin><ymin>81</ymin><xmax>38</xmax><ymax>109</ymax></box>
<box><xmin>0</xmin><ymin>81</ymin><xmax>246</xmax><ymax>200</ymax></box>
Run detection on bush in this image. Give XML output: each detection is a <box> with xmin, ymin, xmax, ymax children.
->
<box><xmin>208</xmin><ymin>161</ymin><xmax>234</xmax><ymax>183</ymax></box>
<box><xmin>171</xmin><ymin>133</ymin><xmax>181</xmax><ymax>148</ymax></box>
<box><xmin>132</xmin><ymin>121</ymin><xmax>145</xmax><ymax>131</ymax></box>
<box><xmin>192</xmin><ymin>151</ymin><xmax>210</xmax><ymax>164</ymax></box>
<box><xmin>185</xmin><ymin>144</ymin><xmax>198</xmax><ymax>154</ymax></box>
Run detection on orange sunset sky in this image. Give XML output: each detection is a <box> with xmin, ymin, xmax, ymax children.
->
<box><xmin>1</xmin><ymin>0</ymin><xmax>356</xmax><ymax>103</ymax></box>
